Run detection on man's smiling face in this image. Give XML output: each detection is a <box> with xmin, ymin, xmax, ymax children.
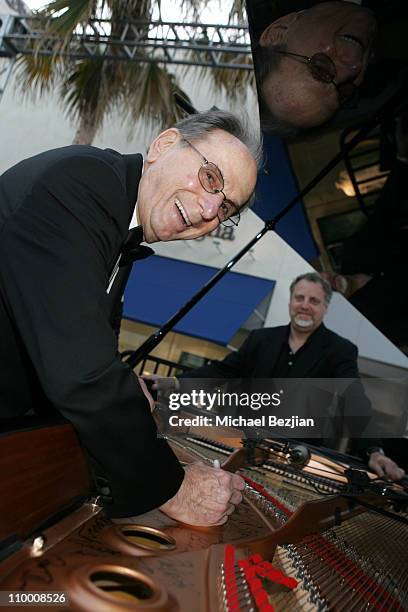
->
<box><xmin>289</xmin><ymin>280</ymin><xmax>328</xmax><ymax>333</ymax></box>
<box><xmin>137</xmin><ymin>128</ymin><xmax>257</xmax><ymax>243</ymax></box>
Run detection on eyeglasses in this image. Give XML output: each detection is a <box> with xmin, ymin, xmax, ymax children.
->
<box><xmin>274</xmin><ymin>50</ymin><xmax>357</xmax><ymax>106</ymax></box>
<box><xmin>183</xmin><ymin>138</ymin><xmax>241</xmax><ymax>227</ymax></box>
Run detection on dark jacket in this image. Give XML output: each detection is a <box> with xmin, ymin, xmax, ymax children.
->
<box><xmin>183</xmin><ymin>324</ymin><xmax>372</xmax><ymax>440</ymax></box>
<box><xmin>0</xmin><ymin>145</ymin><xmax>184</xmax><ymax>517</ymax></box>
<box><xmin>188</xmin><ymin>324</ymin><xmax>361</xmax><ymax>378</ymax></box>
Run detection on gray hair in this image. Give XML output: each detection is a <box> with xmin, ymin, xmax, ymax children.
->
<box><xmin>174</xmin><ymin>110</ymin><xmax>263</xmax><ymax>172</ymax></box>
<box><xmin>290</xmin><ymin>272</ymin><xmax>333</xmax><ymax>305</ymax></box>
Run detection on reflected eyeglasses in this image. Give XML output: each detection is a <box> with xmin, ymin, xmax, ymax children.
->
<box><xmin>274</xmin><ymin>50</ymin><xmax>357</xmax><ymax>106</ymax></box>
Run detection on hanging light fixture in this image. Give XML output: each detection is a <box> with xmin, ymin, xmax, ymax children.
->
<box><xmin>335</xmin><ymin>164</ymin><xmax>388</xmax><ymax>197</ymax></box>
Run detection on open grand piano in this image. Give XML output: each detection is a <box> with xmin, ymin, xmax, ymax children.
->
<box><xmin>1</xmin><ymin>421</ymin><xmax>408</xmax><ymax>611</ymax></box>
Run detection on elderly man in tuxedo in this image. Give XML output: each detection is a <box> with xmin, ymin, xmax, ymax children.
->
<box><xmin>0</xmin><ymin>110</ymin><xmax>260</xmax><ymax>525</ymax></box>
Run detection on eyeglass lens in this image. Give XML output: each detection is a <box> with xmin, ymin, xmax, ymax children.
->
<box><xmin>198</xmin><ymin>163</ymin><xmax>223</xmax><ymax>193</ymax></box>
<box><xmin>309</xmin><ymin>53</ymin><xmax>356</xmax><ymax>104</ymax></box>
<box><xmin>309</xmin><ymin>53</ymin><xmax>336</xmax><ymax>83</ymax></box>
<box><xmin>198</xmin><ymin>164</ymin><xmax>240</xmax><ymax>226</ymax></box>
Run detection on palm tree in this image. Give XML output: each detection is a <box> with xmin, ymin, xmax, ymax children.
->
<box><xmin>16</xmin><ymin>0</ymin><xmax>254</xmax><ymax>145</ymax></box>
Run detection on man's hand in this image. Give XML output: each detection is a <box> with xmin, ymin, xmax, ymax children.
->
<box><xmin>159</xmin><ymin>461</ymin><xmax>245</xmax><ymax>526</ymax></box>
<box><xmin>143</xmin><ymin>374</ymin><xmax>180</xmax><ymax>393</ymax></box>
<box><xmin>368</xmin><ymin>451</ymin><xmax>405</xmax><ymax>481</ymax></box>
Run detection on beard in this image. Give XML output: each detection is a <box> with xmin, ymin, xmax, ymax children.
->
<box><xmin>293</xmin><ymin>315</ymin><xmax>314</xmax><ymax>328</ymax></box>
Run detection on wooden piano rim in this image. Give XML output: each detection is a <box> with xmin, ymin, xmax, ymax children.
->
<box><xmin>0</xmin><ymin>423</ymin><xmax>92</xmax><ymax>543</ymax></box>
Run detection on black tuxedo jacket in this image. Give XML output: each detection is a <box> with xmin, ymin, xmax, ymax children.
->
<box><xmin>0</xmin><ymin>145</ymin><xmax>183</xmax><ymax>517</ymax></box>
<box><xmin>188</xmin><ymin>324</ymin><xmax>361</xmax><ymax>379</ymax></box>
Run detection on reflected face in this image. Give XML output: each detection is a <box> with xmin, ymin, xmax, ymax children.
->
<box><xmin>289</xmin><ymin>280</ymin><xmax>328</xmax><ymax>333</ymax></box>
<box><xmin>260</xmin><ymin>1</ymin><xmax>377</xmax><ymax>128</ymax></box>
<box><xmin>138</xmin><ymin>128</ymin><xmax>257</xmax><ymax>243</ymax></box>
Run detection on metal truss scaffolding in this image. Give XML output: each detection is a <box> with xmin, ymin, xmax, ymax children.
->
<box><xmin>0</xmin><ymin>15</ymin><xmax>252</xmax><ymax>69</ymax></box>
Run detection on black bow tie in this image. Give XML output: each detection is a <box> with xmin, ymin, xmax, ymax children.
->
<box><xmin>120</xmin><ymin>226</ymin><xmax>154</xmax><ymax>265</ymax></box>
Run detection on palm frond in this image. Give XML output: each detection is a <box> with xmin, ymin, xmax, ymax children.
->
<box><xmin>228</xmin><ymin>0</ymin><xmax>247</xmax><ymax>24</ymax></box>
<box><xmin>15</xmin><ymin>53</ymin><xmax>64</xmax><ymax>99</ymax></box>
<box><xmin>107</xmin><ymin>0</ymin><xmax>153</xmax><ymax>21</ymax></box>
<box><xmin>211</xmin><ymin>52</ymin><xmax>255</xmax><ymax>101</ymax></box>
<box><xmin>182</xmin><ymin>49</ymin><xmax>254</xmax><ymax>103</ymax></box>
<box><xmin>16</xmin><ymin>0</ymin><xmax>252</xmax><ymax>146</ymax></box>
<box><xmin>119</xmin><ymin>61</ymin><xmax>190</xmax><ymax>136</ymax></box>
<box><xmin>40</xmin><ymin>0</ymin><xmax>95</xmax><ymax>33</ymax></box>
<box><xmin>27</xmin><ymin>0</ymin><xmax>96</xmax><ymax>60</ymax></box>
<box><xmin>60</xmin><ymin>56</ymin><xmax>108</xmax><ymax>131</ymax></box>
<box><xmin>176</xmin><ymin>0</ymin><xmax>211</xmax><ymax>22</ymax></box>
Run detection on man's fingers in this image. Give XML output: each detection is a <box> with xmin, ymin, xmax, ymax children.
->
<box><xmin>371</xmin><ymin>458</ymin><xmax>385</xmax><ymax>477</ymax></box>
<box><xmin>141</xmin><ymin>374</ymin><xmax>178</xmax><ymax>392</ymax></box>
<box><xmin>231</xmin><ymin>473</ymin><xmax>245</xmax><ymax>490</ymax></box>
<box><xmin>215</xmin><ymin>470</ymin><xmax>245</xmax><ymax>492</ymax></box>
<box><xmin>199</xmin><ymin>486</ymin><xmax>241</xmax><ymax>512</ymax></box>
<box><xmin>230</xmin><ymin>490</ymin><xmax>243</xmax><ymax>505</ymax></box>
<box><xmin>142</xmin><ymin>374</ymin><xmax>159</xmax><ymax>382</ymax></box>
<box><xmin>384</xmin><ymin>464</ymin><xmax>405</xmax><ymax>481</ymax></box>
<box><xmin>224</xmin><ymin>503</ymin><xmax>236</xmax><ymax>516</ymax></box>
<box><xmin>159</xmin><ymin>461</ymin><xmax>245</xmax><ymax>527</ymax></box>
<box><xmin>370</xmin><ymin>454</ymin><xmax>406</xmax><ymax>481</ymax></box>
<box><xmin>201</xmin><ymin>492</ymin><xmax>241</xmax><ymax>513</ymax></box>
<box><xmin>214</xmin><ymin>515</ymin><xmax>229</xmax><ymax>526</ymax></box>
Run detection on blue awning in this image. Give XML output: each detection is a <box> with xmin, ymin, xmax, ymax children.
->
<box><xmin>254</xmin><ymin>132</ymin><xmax>318</xmax><ymax>261</ymax></box>
<box><xmin>123</xmin><ymin>255</ymin><xmax>275</xmax><ymax>345</ymax></box>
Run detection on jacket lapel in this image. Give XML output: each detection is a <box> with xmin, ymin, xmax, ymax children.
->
<box><xmin>123</xmin><ymin>153</ymin><xmax>144</xmax><ymax>221</ymax></box>
<box><xmin>121</xmin><ymin>153</ymin><xmax>154</xmax><ymax>263</ymax></box>
<box><xmin>107</xmin><ymin>154</ymin><xmax>153</xmax><ymax>329</ymax></box>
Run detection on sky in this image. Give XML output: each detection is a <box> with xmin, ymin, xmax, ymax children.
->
<box><xmin>24</xmin><ymin>0</ymin><xmax>45</xmax><ymax>6</ymax></box>
<box><xmin>24</xmin><ymin>0</ymin><xmax>236</xmax><ymax>24</ymax></box>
